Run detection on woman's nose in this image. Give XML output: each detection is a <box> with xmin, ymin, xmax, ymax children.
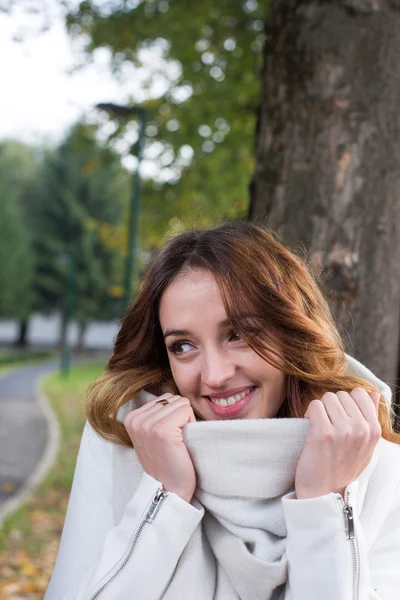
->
<box><xmin>201</xmin><ymin>348</ymin><xmax>236</xmax><ymax>389</ymax></box>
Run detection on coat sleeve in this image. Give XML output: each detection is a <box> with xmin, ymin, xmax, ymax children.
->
<box><xmin>281</xmin><ymin>482</ymin><xmax>400</xmax><ymax>600</ymax></box>
<box><xmin>44</xmin><ymin>422</ymin><xmax>204</xmax><ymax>600</ymax></box>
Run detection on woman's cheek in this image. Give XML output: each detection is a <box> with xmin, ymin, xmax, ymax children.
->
<box><xmin>170</xmin><ymin>361</ymin><xmax>195</xmax><ymax>396</ymax></box>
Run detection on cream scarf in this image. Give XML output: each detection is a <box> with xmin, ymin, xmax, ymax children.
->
<box><xmin>112</xmin><ymin>356</ymin><xmax>391</xmax><ymax>599</ymax></box>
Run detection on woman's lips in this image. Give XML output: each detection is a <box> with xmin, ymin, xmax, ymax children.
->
<box><xmin>205</xmin><ymin>387</ymin><xmax>257</xmax><ymax>419</ymax></box>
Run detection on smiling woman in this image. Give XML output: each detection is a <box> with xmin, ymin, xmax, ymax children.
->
<box><xmin>159</xmin><ymin>268</ymin><xmax>286</xmax><ymax>421</ymax></box>
<box><xmin>45</xmin><ymin>222</ymin><xmax>400</xmax><ymax>600</ymax></box>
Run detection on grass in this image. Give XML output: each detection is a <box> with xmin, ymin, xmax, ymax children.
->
<box><xmin>0</xmin><ymin>366</ymin><xmax>13</xmax><ymax>377</ymax></box>
<box><xmin>0</xmin><ymin>351</ymin><xmax>55</xmax><ymax>379</ymax></box>
<box><xmin>0</xmin><ymin>362</ymin><xmax>105</xmax><ymax>599</ymax></box>
<box><xmin>0</xmin><ymin>349</ymin><xmax>55</xmax><ymax>366</ymax></box>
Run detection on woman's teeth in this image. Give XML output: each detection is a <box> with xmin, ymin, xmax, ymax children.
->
<box><xmin>209</xmin><ymin>387</ymin><xmax>253</xmax><ymax>407</ymax></box>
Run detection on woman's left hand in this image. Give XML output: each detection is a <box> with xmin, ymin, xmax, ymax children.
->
<box><xmin>295</xmin><ymin>388</ymin><xmax>382</xmax><ymax>499</ymax></box>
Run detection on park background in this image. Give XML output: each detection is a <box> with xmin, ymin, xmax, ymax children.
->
<box><xmin>1</xmin><ymin>1</ymin><xmax>400</xmax><ymax>598</ymax></box>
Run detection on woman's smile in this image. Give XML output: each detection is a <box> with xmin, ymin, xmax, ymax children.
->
<box><xmin>205</xmin><ymin>386</ymin><xmax>257</xmax><ymax>419</ymax></box>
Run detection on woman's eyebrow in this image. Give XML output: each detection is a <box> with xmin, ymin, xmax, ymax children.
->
<box><xmin>163</xmin><ymin>319</ymin><xmax>231</xmax><ymax>340</ymax></box>
<box><xmin>218</xmin><ymin>319</ymin><xmax>231</xmax><ymax>328</ymax></box>
<box><xmin>163</xmin><ymin>328</ymin><xmax>191</xmax><ymax>340</ymax></box>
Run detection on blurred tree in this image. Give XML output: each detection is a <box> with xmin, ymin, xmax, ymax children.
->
<box><xmin>0</xmin><ymin>141</ymin><xmax>36</xmax><ymax>341</ymax></box>
<box><xmin>31</xmin><ymin>123</ymin><xmax>130</xmax><ymax>348</ymax></box>
<box><xmin>0</xmin><ymin>0</ymin><xmax>46</xmax><ymax>12</ymax></box>
<box><xmin>65</xmin><ymin>0</ymin><xmax>265</xmax><ymax>239</ymax></box>
<box><xmin>249</xmin><ymin>1</ymin><xmax>400</xmax><ymax>388</ymax></box>
<box><xmin>0</xmin><ymin>185</ymin><xmax>33</xmax><ymax>319</ymax></box>
<box><xmin>0</xmin><ymin>0</ymin><xmax>62</xmax><ymax>41</ymax></box>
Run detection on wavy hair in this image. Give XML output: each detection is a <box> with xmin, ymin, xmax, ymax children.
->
<box><xmin>87</xmin><ymin>222</ymin><xmax>400</xmax><ymax>447</ymax></box>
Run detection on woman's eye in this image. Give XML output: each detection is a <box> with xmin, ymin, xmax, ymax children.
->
<box><xmin>169</xmin><ymin>341</ymin><xmax>193</xmax><ymax>355</ymax></box>
<box><xmin>228</xmin><ymin>330</ymin><xmax>242</xmax><ymax>342</ymax></box>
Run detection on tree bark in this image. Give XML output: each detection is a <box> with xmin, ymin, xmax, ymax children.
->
<box><xmin>249</xmin><ymin>0</ymin><xmax>400</xmax><ymax>390</ymax></box>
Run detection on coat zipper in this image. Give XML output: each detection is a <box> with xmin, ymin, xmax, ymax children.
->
<box><xmin>89</xmin><ymin>486</ymin><xmax>167</xmax><ymax>600</ymax></box>
<box><xmin>339</xmin><ymin>490</ymin><xmax>359</xmax><ymax>600</ymax></box>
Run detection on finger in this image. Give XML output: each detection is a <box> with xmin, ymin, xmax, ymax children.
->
<box><xmin>320</xmin><ymin>392</ymin><xmax>349</xmax><ymax>425</ymax></box>
<box><xmin>335</xmin><ymin>390</ymin><xmax>365</xmax><ymax>420</ymax></box>
<box><xmin>133</xmin><ymin>393</ymin><xmax>176</xmax><ymax>415</ymax></box>
<box><xmin>369</xmin><ymin>391</ymin><xmax>381</xmax><ymax>416</ymax></box>
<box><xmin>304</xmin><ymin>399</ymin><xmax>319</xmax><ymax>418</ymax></box>
<box><xmin>350</xmin><ymin>388</ymin><xmax>379</xmax><ymax>424</ymax></box>
<box><xmin>141</xmin><ymin>400</ymin><xmax>196</xmax><ymax>431</ymax></box>
<box><xmin>188</xmin><ymin>409</ymin><xmax>197</xmax><ymax>423</ymax></box>
<box><xmin>140</xmin><ymin>404</ymin><xmax>197</xmax><ymax>441</ymax></box>
<box><xmin>136</xmin><ymin>396</ymin><xmax>193</xmax><ymax>429</ymax></box>
<box><xmin>124</xmin><ymin>394</ymin><xmax>182</xmax><ymax>429</ymax></box>
<box><xmin>305</xmin><ymin>399</ymin><xmax>332</xmax><ymax>433</ymax></box>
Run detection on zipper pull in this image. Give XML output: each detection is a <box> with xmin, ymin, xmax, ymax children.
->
<box><xmin>343</xmin><ymin>504</ymin><xmax>355</xmax><ymax>540</ymax></box>
<box><xmin>145</xmin><ymin>487</ymin><xmax>167</xmax><ymax>524</ymax></box>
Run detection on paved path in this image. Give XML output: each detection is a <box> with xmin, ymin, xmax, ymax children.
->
<box><xmin>0</xmin><ymin>362</ymin><xmax>58</xmax><ymax>514</ymax></box>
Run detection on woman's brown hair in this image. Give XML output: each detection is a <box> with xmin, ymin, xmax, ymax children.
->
<box><xmin>87</xmin><ymin>222</ymin><xmax>400</xmax><ymax>447</ymax></box>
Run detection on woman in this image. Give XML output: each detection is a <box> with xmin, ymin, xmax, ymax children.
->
<box><xmin>45</xmin><ymin>222</ymin><xmax>400</xmax><ymax>600</ymax></box>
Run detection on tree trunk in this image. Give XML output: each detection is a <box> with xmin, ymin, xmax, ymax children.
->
<box><xmin>249</xmin><ymin>0</ymin><xmax>400</xmax><ymax>391</ymax></box>
<box><xmin>75</xmin><ymin>321</ymin><xmax>87</xmax><ymax>353</ymax></box>
<box><xmin>15</xmin><ymin>318</ymin><xmax>29</xmax><ymax>347</ymax></box>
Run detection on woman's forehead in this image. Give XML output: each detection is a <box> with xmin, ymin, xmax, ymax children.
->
<box><xmin>159</xmin><ymin>270</ymin><xmax>226</xmax><ymax>329</ymax></box>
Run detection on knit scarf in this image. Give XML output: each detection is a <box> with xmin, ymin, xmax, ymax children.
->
<box><xmin>113</xmin><ymin>355</ymin><xmax>391</xmax><ymax>600</ymax></box>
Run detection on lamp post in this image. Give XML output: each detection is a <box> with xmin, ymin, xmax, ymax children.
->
<box><xmin>96</xmin><ymin>103</ymin><xmax>147</xmax><ymax>308</ymax></box>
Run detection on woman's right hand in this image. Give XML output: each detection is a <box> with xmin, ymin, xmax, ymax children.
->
<box><xmin>124</xmin><ymin>393</ymin><xmax>197</xmax><ymax>503</ymax></box>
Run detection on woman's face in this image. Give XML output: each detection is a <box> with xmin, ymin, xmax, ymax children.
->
<box><xmin>159</xmin><ymin>268</ymin><xmax>286</xmax><ymax>421</ymax></box>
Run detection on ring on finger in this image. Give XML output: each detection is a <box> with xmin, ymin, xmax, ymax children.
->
<box><xmin>156</xmin><ymin>399</ymin><xmax>169</xmax><ymax>406</ymax></box>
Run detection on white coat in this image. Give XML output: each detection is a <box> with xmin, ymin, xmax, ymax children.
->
<box><xmin>44</xmin><ymin>356</ymin><xmax>400</xmax><ymax>600</ymax></box>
